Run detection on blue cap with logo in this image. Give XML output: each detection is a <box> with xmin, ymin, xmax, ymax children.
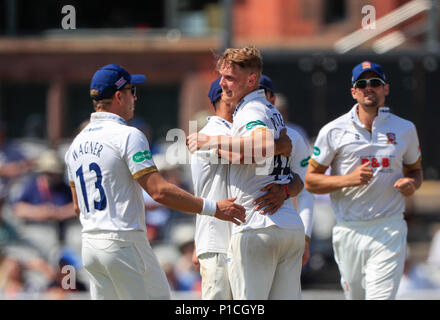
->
<box><xmin>352</xmin><ymin>61</ymin><xmax>386</xmax><ymax>83</ymax></box>
<box><xmin>259</xmin><ymin>74</ymin><xmax>274</xmax><ymax>94</ymax></box>
<box><xmin>208</xmin><ymin>77</ymin><xmax>222</xmax><ymax>107</ymax></box>
<box><xmin>90</xmin><ymin>64</ymin><xmax>146</xmax><ymax>100</ymax></box>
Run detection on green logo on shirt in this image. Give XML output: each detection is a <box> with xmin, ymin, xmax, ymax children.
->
<box><xmin>133</xmin><ymin>150</ymin><xmax>152</xmax><ymax>162</ymax></box>
<box><xmin>313</xmin><ymin>146</ymin><xmax>320</xmax><ymax>156</ymax></box>
<box><xmin>300</xmin><ymin>156</ymin><xmax>311</xmax><ymax>167</ymax></box>
<box><xmin>246</xmin><ymin>120</ymin><xmax>267</xmax><ymax>130</ymax></box>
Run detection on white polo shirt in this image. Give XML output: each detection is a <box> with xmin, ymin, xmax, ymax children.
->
<box><xmin>310</xmin><ymin>104</ymin><xmax>422</xmax><ymax>222</ymax></box>
<box><xmin>229</xmin><ymin>89</ymin><xmax>304</xmax><ymax>234</ymax></box>
<box><xmin>191</xmin><ymin>116</ymin><xmax>232</xmax><ymax>257</ymax></box>
<box><xmin>65</xmin><ymin>112</ymin><xmax>157</xmax><ymax>233</ymax></box>
<box><xmin>286</xmin><ymin>127</ymin><xmax>314</xmax><ymax>239</ymax></box>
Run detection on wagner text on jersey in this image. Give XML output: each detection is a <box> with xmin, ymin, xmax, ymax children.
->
<box><xmin>71</xmin><ymin>141</ymin><xmax>104</xmax><ymax>160</ymax></box>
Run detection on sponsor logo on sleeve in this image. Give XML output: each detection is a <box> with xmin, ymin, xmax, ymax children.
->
<box><xmin>313</xmin><ymin>146</ymin><xmax>321</xmax><ymax>156</ymax></box>
<box><xmin>300</xmin><ymin>156</ymin><xmax>311</xmax><ymax>167</ymax></box>
<box><xmin>246</xmin><ymin>120</ymin><xmax>267</xmax><ymax>130</ymax></box>
<box><xmin>133</xmin><ymin>150</ymin><xmax>152</xmax><ymax>162</ymax></box>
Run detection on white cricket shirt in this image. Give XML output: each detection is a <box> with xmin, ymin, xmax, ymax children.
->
<box><xmin>229</xmin><ymin>89</ymin><xmax>304</xmax><ymax>234</ymax></box>
<box><xmin>286</xmin><ymin>127</ymin><xmax>315</xmax><ymax>239</ymax></box>
<box><xmin>310</xmin><ymin>104</ymin><xmax>422</xmax><ymax>222</ymax></box>
<box><xmin>191</xmin><ymin>116</ymin><xmax>232</xmax><ymax>257</ymax></box>
<box><xmin>65</xmin><ymin>112</ymin><xmax>157</xmax><ymax>233</ymax></box>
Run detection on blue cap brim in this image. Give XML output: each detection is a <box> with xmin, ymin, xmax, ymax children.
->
<box><xmin>130</xmin><ymin>74</ymin><xmax>146</xmax><ymax>84</ymax></box>
<box><xmin>355</xmin><ymin>69</ymin><xmax>383</xmax><ymax>81</ymax></box>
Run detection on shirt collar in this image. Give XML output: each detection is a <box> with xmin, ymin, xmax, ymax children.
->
<box><xmin>90</xmin><ymin>112</ymin><xmax>126</xmax><ymax>125</ymax></box>
<box><xmin>350</xmin><ymin>104</ymin><xmax>390</xmax><ymax>127</ymax></box>
<box><xmin>208</xmin><ymin>116</ymin><xmax>232</xmax><ymax>129</ymax></box>
<box><xmin>233</xmin><ymin>89</ymin><xmax>266</xmax><ymax>117</ymax></box>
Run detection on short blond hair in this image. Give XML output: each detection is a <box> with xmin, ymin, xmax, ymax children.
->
<box><xmin>90</xmin><ymin>89</ymin><xmax>112</xmax><ymax>111</ymax></box>
<box><xmin>216</xmin><ymin>46</ymin><xmax>263</xmax><ymax>75</ymax></box>
<box><xmin>92</xmin><ymin>99</ymin><xmax>112</xmax><ymax>111</ymax></box>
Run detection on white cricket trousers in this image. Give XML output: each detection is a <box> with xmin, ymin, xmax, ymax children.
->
<box><xmin>199</xmin><ymin>252</ymin><xmax>232</xmax><ymax>300</ymax></box>
<box><xmin>228</xmin><ymin>225</ymin><xmax>305</xmax><ymax>300</ymax></box>
<box><xmin>82</xmin><ymin>230</ymin><xmax>171</xmax><ymax>300</ymax></box>
<box><xmin>332</xmin><ymin>215</ymin><xmax>407</xmax><ymax>300</ymax></box>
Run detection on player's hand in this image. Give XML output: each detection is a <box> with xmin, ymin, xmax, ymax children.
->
<box><xmin>215</xmin><ymin>197</ymin><xmax>246</xmax><ymax>226</ymax></box>
<box><xmin>275</xmin><ymin>128</ymin><xmax>292</xmax><ymax>158</ymax></box>
<box><xmin>253</xmin><ymin>183</ymin><xmax>286</xmax><ymax>215</ymax></box>
<box><xmin>186</xmin><ymin>133</ymin><xmax>210</xmax><ymax>153</ymax></box>
<box><xmin>302</xmin><ymin>237</ymin><xmax>310</xmax><ymax>267</ymax></box>
<box><xmin>192</xmin><ymin>247</ymin><xmax>200</xmax><ymax>272</ymax></box>
<box><xmin>394</xmin><ymin>177</ymin><xmax>417</xmax><ymax>197</ymax></box>
<box><xmin>347</xmin><ymin>161</ymin><xmax>373</xmax><ymax>186</ymax></box>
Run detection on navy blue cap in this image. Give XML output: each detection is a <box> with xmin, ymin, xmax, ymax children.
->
<box><xmin>352</xmin><ymin>61</ymin><xmax>386</xmax><ymax>83</ymax></box>
<box><xmin>208</xmin><ymin>77</ymin><xmax>222</xmax><ymax>106</ymax></box>
<box><xmin>259</xmin><ymin>74</ymin><xmax>274</xmax><ymax>94</ymax></box>
<box><xmin>90</xmin><ymin>64</ymin><xmax>146</xmax><ymax>100</ymax></box>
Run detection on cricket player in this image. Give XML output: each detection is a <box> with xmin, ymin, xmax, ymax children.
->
<box><xmin>305</xmin><ymin>61</ymin><xmax>423</xmax><ymax>300</ymax></box>
<box><xmin>191</xmin><ymin>76</ymin><xmax>295</xmax><ymax>299</ymax></box>
<box><xmin>190</xmin><ymin>78</ymin><xmax>234</xmax><ymax>300</ymax></box>
<box><xmin>188</xmin><ymin>47</ymin><xmax>305</xmax><ymax>300</ymax></box>
<box><xmin>64</xmin><ymin>64</ymin><xmax>245</xmax><ymax>300</ymax></box>
<box><xmin>254</xmin><ymin>75</ymin><xmax>315</xmax><ymax>264</ymax></box>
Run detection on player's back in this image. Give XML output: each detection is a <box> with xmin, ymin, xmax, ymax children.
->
<box><xmin>65</xmin><ymin>112</ymin><xmax>149</xmax><ymax>233</ymax></box>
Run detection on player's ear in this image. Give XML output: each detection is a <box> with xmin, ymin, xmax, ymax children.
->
<box><xmin>114</xmin><ymin>90</ymin><xmax>122</xmax><ymax>103</ymax></box>
<box><xmin>384</xmin><ymin>83</ymin><xmax>390</xmax><ymax>96</ymax></box>
<box><xmin>350</xmin><ymin>87</ymin><xmax>357</xmax><ymax>99</ymax></box>
<box><xmin>248</xmin><ymin>72</ymin><xmax>257</xmax><ymax>88</ymax></box>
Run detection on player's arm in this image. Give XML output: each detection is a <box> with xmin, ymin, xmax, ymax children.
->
<box><xmin>296</xmin><ymin>186</ymin><xmax>314</xmax><ymax>266</ymax></box>
<box><xmin>305</xmin><ymin>159</ymin><xmax>373</xmax><ymax>194</ymax></box>
<box><xmin>69</xmin><ymin>184</ymin><xmax>81</xmax><ymax>217</ymax></box>
<box><xmin>137</xmin><ymin>170</ymin><xmax>245</xmax><ymax>225</ymax></box>
<box><xmin>252</xmin><ymin>173</ymin><xmax>303</xmax><ymax>215</ymax></box>
<box><xmin>217</xmin><ymin>127</ymin><xmax>291</xmax><ymax>162</ymax></box>
<box><xmin>192</xmin><ymin>245</ymin><xmax>200</xmax><ymax>272</ymax></box>
<box><xmin>188</xmin><ymin>128</ymin><xmax>291</xmax><ymax>164</ymax></box>
<box><xmin>187</xmin><ymin>127</ymin><xmax>274</xmax><ymax>164</ymax></box>
<box><xmin>394</xmin><ymin>162</ymin><xmax>423</xmax><ymax>197</ymax></box>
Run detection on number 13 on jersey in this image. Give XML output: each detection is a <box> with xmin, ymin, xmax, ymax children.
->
<box><xmin>76</xmin><ymin>162</ymin><xmax>107</xmax><ymax>212</ymax></box>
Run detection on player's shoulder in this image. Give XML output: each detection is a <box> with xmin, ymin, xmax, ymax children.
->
<box><xmin>200</xmin><ymin>116</ymin><xmax>232</xmax><ymax>135</ymax></box>
<box><xmin>241</xmin><ymin>97</ymin><xmax>268</xmax><ymax>113</ymax></box>
<box><xmin>386</xmin><ymin>110</ymin><xmax>416</xmax><ymax>130</ymax></box>
<box><xmin>236</xmin><ymin>99</ymin><xmax>271</xmax><ymax>123</ymax></box>
<box><xmin>286</xmin><ymin>126</ymin><xmax>309</xmax><ymax>146</ymax></box>
<box><xmin>286</xmin><ymin>126</ymin><xmax>301</xmax><ymax>138</ymax></box>
<box><xmin>286</xmin><ymin>126</ymin><xmax>303</xmax><ymax>143</ymax></box>
<box><xmin>101</xmin><ymin>122</ymin><xmax>143</xmax><ymax>141</ymax></box>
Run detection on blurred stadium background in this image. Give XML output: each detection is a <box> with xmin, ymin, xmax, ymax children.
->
<box><xmin>0</xmin><ymin>0</ymin><xmax>440</xmax><ymax>300</ymax></box>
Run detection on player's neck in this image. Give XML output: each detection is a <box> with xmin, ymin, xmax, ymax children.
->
<box><xmin>357</xmin><ymin>104</ymin><xmax>379</xmax><ymax>131</ymax></box>
<box><xmin>215</xmin><ymin>108</ymin><xmax>233</xmax><ymax>122</ymax></box>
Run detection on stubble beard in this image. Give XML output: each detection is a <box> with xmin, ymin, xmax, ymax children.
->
<box><xmin>361</xmin><ymin>93</ymin><xmax>380</xmax><ymax>108</ymax></box>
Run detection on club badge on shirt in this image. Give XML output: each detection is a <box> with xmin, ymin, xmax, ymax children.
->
<box><xmin>386</xmin><ymin>132</ymin><xmax>397</xmax><ymax>145</ymax></box>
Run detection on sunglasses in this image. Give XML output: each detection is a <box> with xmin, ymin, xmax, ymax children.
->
<box><xmin>118</xmin><ymin>86</ymin><xmax>136</xmax><ymax>96</ymax></box>
<box><xmin>353</xmin><ymin>78</ymin><xmax>386</xmax><ymax>89</ymax></box>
